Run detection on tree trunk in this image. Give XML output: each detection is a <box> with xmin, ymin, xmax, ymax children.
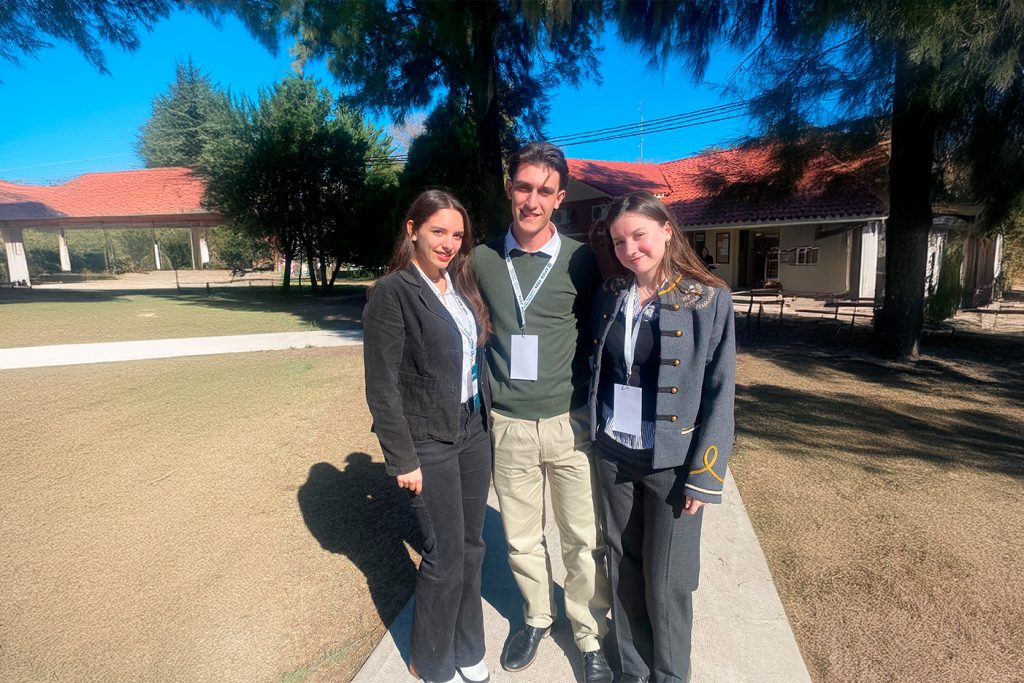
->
<box><xmin>470</xmin><ymin>6</ymin><xmax>508</xmax><ymax>238</ymax></box>
<box><xmin>875</xmin><ymin>48</ymin><xmax>938</xmax><ymax>359</ymax></box>
<box><xmin>302</xmin><ymin>239</ymin><xmax>322</xmax><ymax>294</ymax></box>
<box><xmin>282</xmin><ymin>253</ymin><xmax>292</xmax><ymax>289</ymax></box>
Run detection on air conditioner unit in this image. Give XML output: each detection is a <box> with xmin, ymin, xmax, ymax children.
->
<box><xmin>591</xmin><ymin>204</ymin><xmax>609</xmax><ymax>222</ymax></box>
<box><xmin>552</xmin><ymin>208</ymin><xmax>571</xmax><ymax>227</ymax></box>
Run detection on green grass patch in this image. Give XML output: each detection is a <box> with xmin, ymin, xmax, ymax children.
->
<box><xmin>0</xmin><ymin>286</ymin><xmax>366</xmax><ymax>347</ymax></box>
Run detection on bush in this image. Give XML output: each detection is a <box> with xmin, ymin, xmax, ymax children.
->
<box><xmin>206</xmin><ymin>227</ymin><xmax>272</xmax><ymax>272</ymax></box>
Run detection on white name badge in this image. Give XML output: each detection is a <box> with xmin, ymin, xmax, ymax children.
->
<box><xmin>613</xmin><ymin>384</ymin><xmax>643</xmax><ymax>436</ymax></box>
<box><xmin>510</xmin><ymin>334</ymin><xmax>539</xmax><ymax>380</ymax></box>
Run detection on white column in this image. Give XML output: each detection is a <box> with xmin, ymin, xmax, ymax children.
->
<box><xmin>189</xmin><ymin>226</ymin><xmax>202</xmax><ymax>270</ymax></box>
<box><xmin>153</xmin><ymin>241</ymin><xmax>162</xmax><ymax>270</ymax></box>
<box><xmin>993</xmin><ymin>233</ymin><xmax>1004</xmax><ymax>281</ymax></box>
<box><xmin>2</xmin><ymin>227</ymin><xmax>32</xmax><ymax>285</ymax></box>
<box><xmin>199</xmin><ymin>230</ymin><xmax>210</xmax><ymax>267</ymax></box>
<box><xmin>858</xmin><ymin>221</ymin><xmax>879</xmax><ymax>300</ymax></box>
<box><xmin>58</xmin><ymin>228</ymin><xmax>71</xmax><ymax>271</ymax></box>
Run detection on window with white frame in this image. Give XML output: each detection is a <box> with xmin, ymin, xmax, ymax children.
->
<box><xmin>794</xmin><ymin>246</ymin><xmax>819</xmax><ymax>265</ymax></box>
<box><xmin>781</xmin><ymin>246</ymin><xmax>819</xmax><ymax>266</ymax></box>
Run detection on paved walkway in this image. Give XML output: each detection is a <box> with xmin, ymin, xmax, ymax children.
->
<box><xmin>0</xmin><ymin>329</ymin><xmax>363</xmax><ymax>370</ymax></box>
<box><xmin>355</xmin><ymin>473</ymin><xmax>811</xmax><ymax>683</ymax></box>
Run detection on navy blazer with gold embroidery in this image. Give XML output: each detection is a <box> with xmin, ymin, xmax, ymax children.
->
<box><xmin>588</xmin><ymin>275</ymin><xmax>736</xmax><ymax>502</ymax></box>
<box><xmin>363</xmin><ymin>264</ymin><xmax>491</xmax><ymax>476</ymax></box>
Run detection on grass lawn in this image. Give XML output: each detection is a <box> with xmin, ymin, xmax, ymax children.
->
<box><xmin>0</xmin><ymin>347</ymin><xmax>416</xmax><ymax>683</ymax></box>
<box><xmin>730</xmin><ymin>330</ymin><xmax>1024</xmax><ymax>682</ymax></box>
<box><xmin>2</xmin><ymin>323</ymin><xmax>1021</xmax><ymax>682</ymax></box>
<box><xmin>0</xmin><ymin>286</ymin><xmax>367</xmax><ymax>348</ymax></box>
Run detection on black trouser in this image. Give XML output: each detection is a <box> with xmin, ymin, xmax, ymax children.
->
<box><xmin>408</xmin><ymin>405</ymin><xmax>492</xmax><ymax>681</ymax></box>
<box><xmin>594</xmin><ymin>438</ymin><xmax>703</xmax><ymax>683</ymax></box>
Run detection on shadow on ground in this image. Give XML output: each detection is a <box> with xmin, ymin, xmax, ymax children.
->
<box><xmin>480</xmin><ymin>504</ymin><xmax>581</xmax><ymax>679</ymax></box>
<box><xmin>297</xmin><ymin>454</ymin><xmax>421</xmax><ymax>627</ymax></box>
<box><xmin>735</xmin><ymin>323</ymin><xmax>1024</xmax><ymax>478</ymax></box>
<box><xmin>0</xmin><ymin>285</ymin><xmax>368</xmax><ymax>330</ymax></box>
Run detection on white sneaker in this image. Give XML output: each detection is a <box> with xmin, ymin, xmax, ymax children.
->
<box><xmin>457</xmin><ymin>658</ymin><xmax>490</xmax><ymax>682</ymax></box>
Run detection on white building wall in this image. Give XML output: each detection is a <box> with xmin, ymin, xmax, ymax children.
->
<box><xmin>778</xmin><ymin>224</ymin><xmax>850</xmax><ymax>293</ymax></box>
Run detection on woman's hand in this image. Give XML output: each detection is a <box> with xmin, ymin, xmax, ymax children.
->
<box><xmin>683</xmin><ymin>495</ymin><xmax>705</xmax><ymax>515</ymax></box>
<box><xmin>397</xmin><ymin>468</ymin><xmax>423</xmax><ymax>496</ymax></box>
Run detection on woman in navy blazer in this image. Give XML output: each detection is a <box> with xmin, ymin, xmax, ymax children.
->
<box><xmin>363</xmin><ymin>190</ymin><xmax>493</xmax><ymax>683</ymax></box>
<box><xmin>589</xmin><ymin>192</ymin><xmax>736</xmax><ymax>683</ymax></box>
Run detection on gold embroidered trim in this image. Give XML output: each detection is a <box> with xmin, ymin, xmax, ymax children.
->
<box><xmin>658</xmin><ymin>273</ymin><xmax>684</xmax><ymax>296</ymax></box>
<box><xmin>689</xmin><ymin>444</ymin><xmax>725</xmax><ymax>483</ymax></box>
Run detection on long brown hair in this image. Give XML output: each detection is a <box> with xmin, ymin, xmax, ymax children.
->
<box><xmin>384</xmin><ymin>189</ymin><xmax>492</xmax><ymax>345</ymax></box>
<box><xmin>600</xmin><ymin>191</ymin><xmax>728</xmax><ymax>292</ymax></box>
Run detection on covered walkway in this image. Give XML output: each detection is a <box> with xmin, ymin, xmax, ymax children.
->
<box><xmin>0</xmin><ymin>167</ymin><xmax>222</xmax><ymax>286</ymax></box>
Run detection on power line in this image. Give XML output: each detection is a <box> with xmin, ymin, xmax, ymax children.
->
<box><xmin>363</xmin><ymin>100</ymin><xmax>751</xmax><ymax>164</ymax></box>
<box><xmin>546</xmin><ymin>101</ymin><xmax>748</xmax><ymax>145</ymax></box>
<box><xmin>554</xmin><ymin>111</ymin><xmax>750</xmax><ymax>148</ymax></box>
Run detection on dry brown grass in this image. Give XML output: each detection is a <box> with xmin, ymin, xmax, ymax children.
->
<box><xmin>730</xmin><ymin>331</ymin><xmax>1024</xmax><ymax>683</ymax></box>
<box><xmin>0</xmin><ymin>347</ymin><xmax>417</xmax><ymax>682</ymax></box>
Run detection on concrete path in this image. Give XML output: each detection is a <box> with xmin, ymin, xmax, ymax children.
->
<box><xmin>0</xmin><ymin>329</ymin><xmax>363</xmax><ymax>370</ymax></box>
<box><xmin>355</xmin><ymin>472</ymin><xmax>811</xmax><ymax>683</ymax></box>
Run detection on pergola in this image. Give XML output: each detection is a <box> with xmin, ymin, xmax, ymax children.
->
<box><xmin>0</xmin><ymin>167</ymin><xmax>223</xmax><ymax>286</ymax></box>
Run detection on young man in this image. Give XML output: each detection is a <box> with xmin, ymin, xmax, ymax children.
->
<box><xmin>474</xmin><ymin>142</ymin><xmax>612</xmax><ymax>682</ymax></box>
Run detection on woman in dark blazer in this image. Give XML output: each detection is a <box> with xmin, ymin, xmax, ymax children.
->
<box><xmin>363</xmin><ymin>190</ymin><xmax>493</xmax><ymax>683</ymax></box>
<box><xmin>588</xmin><ymin>192</ymin><xmax>736</xmax><ymax>683</ymax></box>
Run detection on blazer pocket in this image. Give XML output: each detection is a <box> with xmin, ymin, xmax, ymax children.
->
<box><xmin>398</xmin><ymin>371</ymin><xmax>438</xmax><ymax>417</ymax></box>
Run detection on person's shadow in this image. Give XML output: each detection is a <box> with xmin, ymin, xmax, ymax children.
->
<box><xmin>297</xmin><ymin>454</ymin><xmax>422</xmax><ymax>633</ymax></box>
<box><xmin>481</xmin><ymin>500</ymin><xmax>587</xmax><ymax>681</ymax></box>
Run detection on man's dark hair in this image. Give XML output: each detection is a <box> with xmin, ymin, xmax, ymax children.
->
<box><xmin>507</xmin><ymin>141</ymin><xmax>570</xmax><ymax>191</ymax></box>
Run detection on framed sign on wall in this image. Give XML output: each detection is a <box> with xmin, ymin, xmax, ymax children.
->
<box><xmin>716</xmin><ymin>233</ymin><xmax>730</xmax><ymax>264</ymax></box>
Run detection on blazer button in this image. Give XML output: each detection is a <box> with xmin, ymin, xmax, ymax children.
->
<box><xmin>674</xmin><ymin>330</ymin><xmax>682</xmax><ymax>337</ymax></box>
<box><xmin>671</xmin><ymin>303</ymin><xmax>680</xmax><ymax>311</ymax></box>
<box><xmin>593</xmin><ymin>338</ymin><xmax>599</xmax><ymax>344</ymax></box>
<box><xmin>670</xmin><ymin>415</ymin><xmax>678</xmax><ymax>422</ymax></box>
<box><xmin>670</xmin><ymin>387</ymin><xmax>678</xmax><ymax>394</ymax></box>
<box><xmin>602</xmin><ymin>313</ymin><xmax>609</xmax><ymax>320</ymax></box>
<box><xmin>673</xmin><ymin>359</ymin><xmax>681</xmax><ymax>366</ymax></box>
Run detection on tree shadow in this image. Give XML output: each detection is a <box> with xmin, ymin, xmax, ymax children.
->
<box><xmin>0</xmin><ymin>286</ymin><xmax>367</xmax><ymax>332</ymax></box>
<box><xmin>738</xmin><ymin>318</ymin><xmax>1024</xmax><ymax>407</ymax></box>
<box><xmin>297</xmin><ymin>454</ymin><xmax>421</xmax><ymax>629</ymax></box>
<box><xmin>736</xmin><ymin>383</ymin><xmax>1024</xmax><ymax>478</ymax></box>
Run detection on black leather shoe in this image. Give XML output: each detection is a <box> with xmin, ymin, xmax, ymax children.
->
<box><xmin>583</xmin><ymin>650</ymin><xmax>613</xmax><ymax>683</ymax></box>
<box><xmin>500</xmin><ymin>624</ymin><xmax>549</xmax><ymax>672</ymax></box>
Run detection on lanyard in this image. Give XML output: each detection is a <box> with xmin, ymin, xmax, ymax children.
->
<box><xmin>622</xmin><ymin>284</ymin><xmax>645</xmax><ymax>381</ymax></box>
<box><xmin>449</xmin><ymin>290</ymin><xmax>477</xmax><ymax>364</ymax></box>
<box><xmin>505</xmin><ymin>231</ymin><xmax>561</xmax><ymax>332</ymax></box>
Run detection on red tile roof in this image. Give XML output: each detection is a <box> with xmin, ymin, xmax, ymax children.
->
<box><xmin>568</xmin><ymin>144</ymin><xmax>888</xmax><ymax>228</ymax></box>
<box><xmin>0</xmin><ymin>168</ymin><xmax>215</xmax><ymax>222</ymax></box>
<box><xmin>567</xmin><ymin>158</ymin><xmax>671</xmax><ymax>197</ymax></box>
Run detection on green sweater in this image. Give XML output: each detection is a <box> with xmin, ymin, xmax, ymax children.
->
<box><xmin>473</xmin><ymin>234</ymin><xmax>600</xmax><ymax>419</ymax></box>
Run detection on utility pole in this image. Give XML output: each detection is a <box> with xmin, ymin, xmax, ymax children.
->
<box><xmin>639</xmin><ymin>100</ymin><xmax>645</xmax><ymax>161</ymax></box>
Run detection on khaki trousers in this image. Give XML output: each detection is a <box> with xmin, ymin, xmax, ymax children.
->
<box><xmin>490</xmin><ymin>408</ymin><xmax>610</xmax><ymax>652</ymax></box>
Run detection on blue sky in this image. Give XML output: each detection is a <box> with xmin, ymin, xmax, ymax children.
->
<box><xmin>0</xmin><ymin>9</ymin><xmax>753</xmax><ymax>185</ymax></box>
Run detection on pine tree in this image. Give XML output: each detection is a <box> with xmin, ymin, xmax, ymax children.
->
<box><xmin>137</xmin><ymin>58</ymin><xmax>239</xmax><ymax>175</ymax></box>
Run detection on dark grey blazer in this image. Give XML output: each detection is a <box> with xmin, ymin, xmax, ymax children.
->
<box><xmin>589</xmin><ymin>275</ymin><xmax>736</xmax><ymax>502</ymax></box>
<box><xmin>363</xmin><ymin>264</ymin><xmax>491</xmax><ymax>476</ymax></box>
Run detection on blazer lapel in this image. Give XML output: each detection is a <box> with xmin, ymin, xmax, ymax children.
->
<box><xmin>400</xmin><ymin>264</ymin><xmax>459</xmax><ymax>332</ymax></box>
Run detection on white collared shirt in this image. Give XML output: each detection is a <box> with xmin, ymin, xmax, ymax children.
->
<box><xmin>413</xmin><ymin>264</ymin><xmax>477</xmax><ymax>404</ymax></box>
<box><xmin>503</xmin><ymin>224</ymin><xmax>561</xmax><ymax>257</ymax></box>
